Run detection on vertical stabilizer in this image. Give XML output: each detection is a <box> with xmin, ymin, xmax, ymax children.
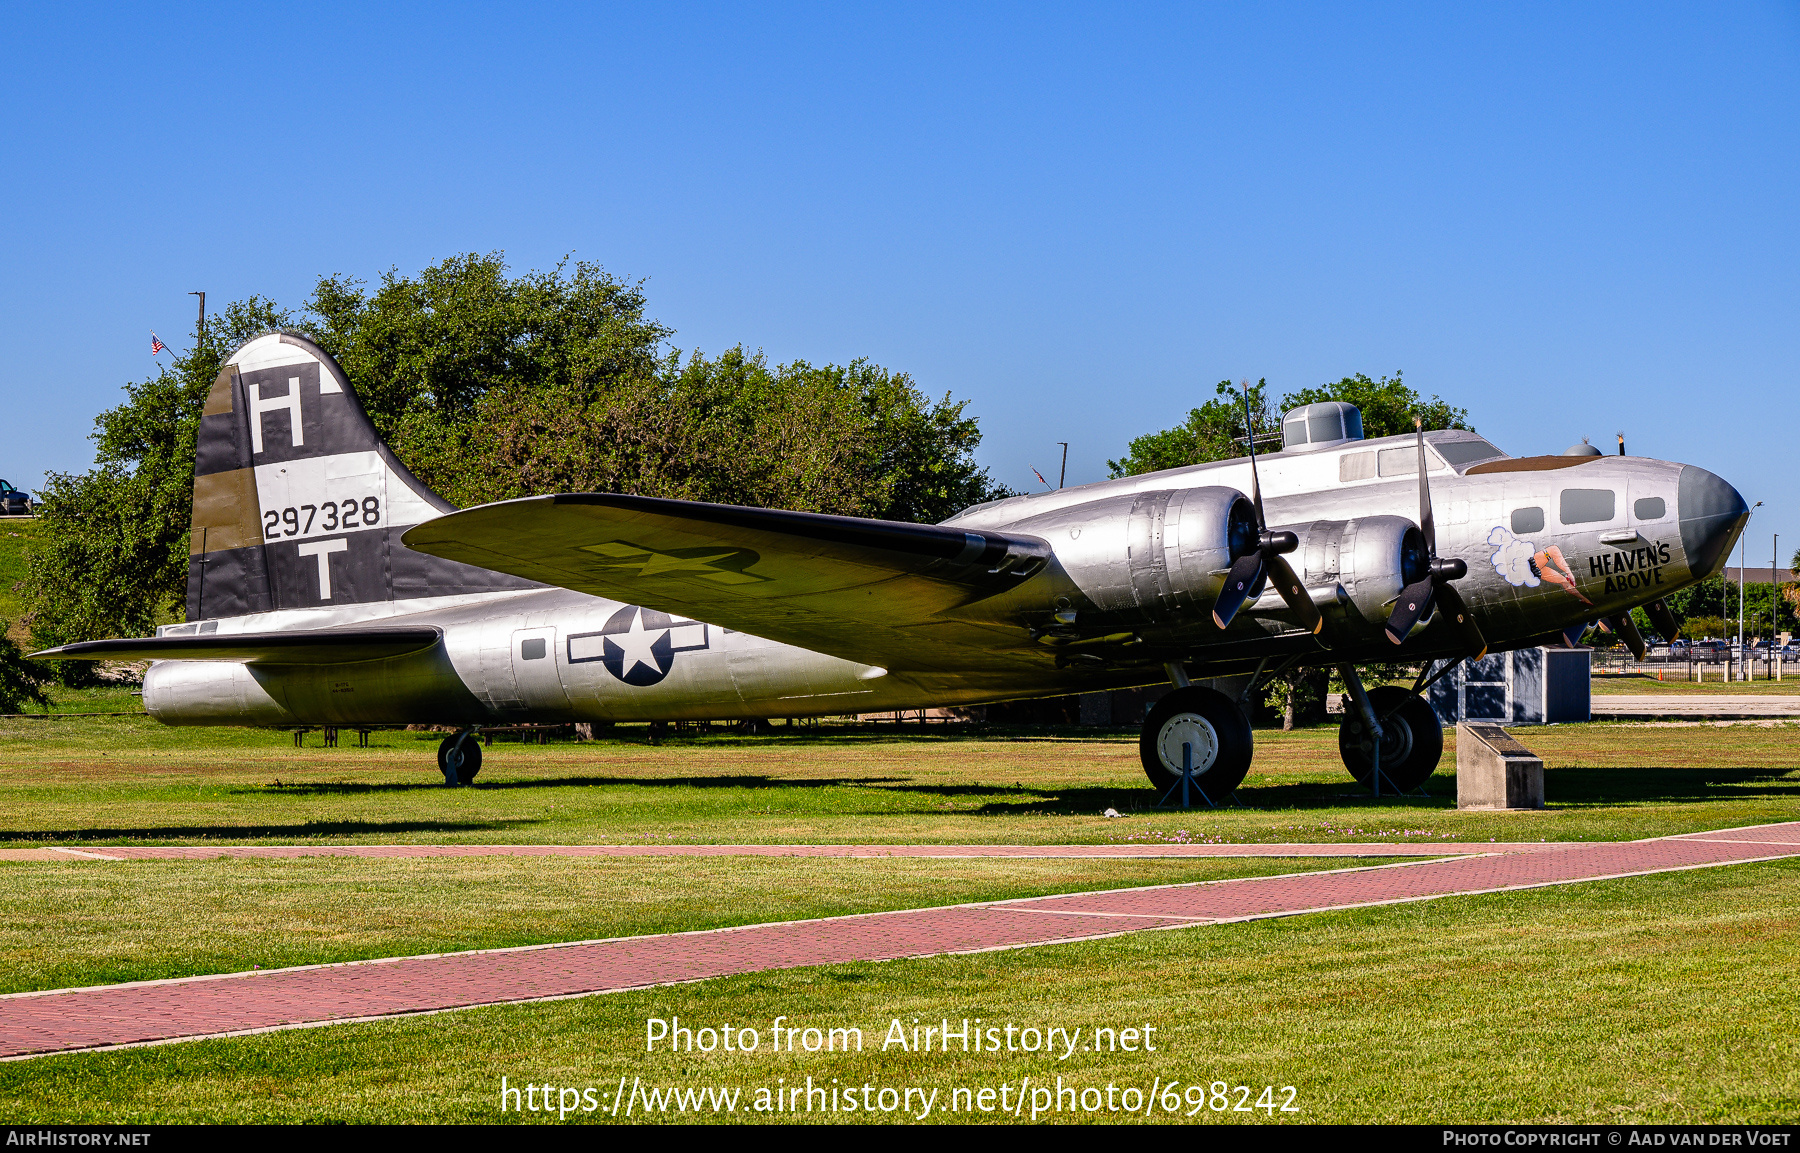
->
<box><xmin>187</xmin><ymin>332</ymin><xmax>534</xmax><ymax>619</ymax></box>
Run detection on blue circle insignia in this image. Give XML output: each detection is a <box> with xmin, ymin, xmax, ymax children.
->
<box><xmin>599</xmin><ymin>605</ymin><xmax>678</xmax><ymax>686</ymax></box>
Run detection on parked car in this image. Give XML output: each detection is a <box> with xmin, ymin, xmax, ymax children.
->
<box><xmin>0</xmin><ymin>481</ymin><xmax>30</xmax><ymax>516</ymax></box>
<box><xmin>1690</xmin><ymin>639</ymin><xmax>1729</xmax><ymax>664</ymax></box>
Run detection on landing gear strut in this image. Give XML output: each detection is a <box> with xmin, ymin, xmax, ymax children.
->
<box><xmin>1138</xmin><ymin>672</ymin><xmax>1254</xmax><ymax>801</ymax></box>
<box><xmin>437</xmin><ymin>729</ymin><xmax>482</xmax><ymax>786</ymax></box>
<box><xmin>1336</xmin><ymin>668</ymin><xmax>1442</xmax><ymax>793</ymax></box>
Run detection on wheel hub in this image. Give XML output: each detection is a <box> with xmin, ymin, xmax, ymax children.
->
<box><xmin>1156</xmin><ymin>713</ymin><xmax>1220</xmax><ymax>775</ymax></box>
<box><xmin>1348</xmin><ymin>713</ymin><xmax>1413</xmax><ymax>767</ymax></box>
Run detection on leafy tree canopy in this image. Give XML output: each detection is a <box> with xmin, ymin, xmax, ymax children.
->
<box><xmin>1108</xmin><ymin>371</ymin><xmax>1470</xmax><ymax>479</ymax></box>
<box><xmin>28</xmin><ymin>254</ymin><xmax>1006</xmax><ymax>651</ymax></box>
<box><xmin>1660</xmin><ymin>575</ymin><xmax>1796</xmax><ymax>640</ymax></box>
<box><xmin>0</xmin><ymin>624</ymin><xmax>51</xmax><ymax>712</ymax></box>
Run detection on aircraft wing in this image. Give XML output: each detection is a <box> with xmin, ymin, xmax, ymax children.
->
<box><xmin>32</xmin><ymin>627</ymin><xmax>442</xmax><ymax>664</ymax></box>
<box><xmin>402</xmin><ymin>494</ymin><xmax>1053</xmax><ymax>670</ymax></box>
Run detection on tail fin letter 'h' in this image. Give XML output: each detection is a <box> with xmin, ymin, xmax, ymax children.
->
<box><xmin>248</xmin><ymin>377</ymin><xmax>304</xmax><ymax>454</ymax></box>
<box><xmin>296</xmin><ymin>538</ymin><xmax>350</xmax><ymax>598</ymax></box>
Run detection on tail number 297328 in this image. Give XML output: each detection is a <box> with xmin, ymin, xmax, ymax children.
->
<box><xmin>263</xmin><ymin>498</ymin><xmax>381</xmax><ymax>539</ymax></box>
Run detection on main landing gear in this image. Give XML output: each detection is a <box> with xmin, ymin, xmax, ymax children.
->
<box><xmin>1136</xmin><ymin>663</ymin><xmax>1446</xmax><ymax>800</ymax></box>
<box><xmin>1138</xmin><ymin>666</ymin><xmax>1254</xmax><ymax>802</ymax></box>
<box><xmin>1336</xmin><ymin>667</ymin><xmax>1443</xmax><ymax>793</ymax></box>
<box><xmin>438</xmin><ymin>730</ymin><xmax>482</xmax><ymax>786</ymax></box>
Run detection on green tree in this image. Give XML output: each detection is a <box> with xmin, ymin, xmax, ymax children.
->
<box><xmin>0</xmin><ymin>624</ymin><xmax>51</xmax><ymax>713</ymax></box>
<box><xmin>1661</xmin><ymin>574</ymin><xmax>1796</xmax><ymax>641</ymax></box>
<box><xmin>1108</xmin><ymin>371</ymin><xmax>1468</xmax><ymax>479</ymax></box>
<box><xmin>303</xmin><ymin>254</ymin><xmax>673</xmax><ymax>495</ymax></box>
<box><xmin>1279</xmin><ymin>371</ymin><xmax>1469</xmax><ymax>440</ymax></box>
<box><xmin>462</xmin><ymin>346</ymin><xmax>1003</xmax><ymax>522</ymax></box>
<box><xmin>1107</xmin><ymin>379</ymin><xmax>1274</xmax><ymax>478</ymax></box>
<box><xmin>27</xmin><ymin>254</ymin><xmax>1006</xmax><ymax>648</ymax></box>
<box><xmin>1680</xmin><ymin>615</ymin><xmax>1726</xmax><ymax>641</ymax></box>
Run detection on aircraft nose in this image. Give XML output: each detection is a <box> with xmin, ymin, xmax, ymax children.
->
<box><xmin>1677</xmin><ymin>465</ymin><xmax>1748</xmax><ymax>579</ymax></box>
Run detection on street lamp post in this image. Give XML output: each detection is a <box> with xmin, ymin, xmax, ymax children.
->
<box><xmin>1738</xmin><ymin>502</ymin><xmax>1761</xmax><ymax>681</ymax></box>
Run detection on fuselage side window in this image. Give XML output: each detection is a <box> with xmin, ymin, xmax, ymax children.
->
<box><xmin>1560</xmin><ymin>488</ymin><xmax>1616</xmax><ymax>525</ymax></box>
<box><xmin>1633</xmin><ymin>497</ymin><xmax>1667</xmax><ymax>521</ymax></box>
<box><xmin>1339</xmin><ymin>452</ymin><xmax>1375</xmax><ymax>482</ymax></box>
<box><xmin>1377</xmin><ymin>446</ymin><xmax>1434</xmax><ymax>477</ymax></box>
<box><xmin>1512</xmin><ymin>507</ymin><xmax>1545</xmax><ymax>534</ymax></box>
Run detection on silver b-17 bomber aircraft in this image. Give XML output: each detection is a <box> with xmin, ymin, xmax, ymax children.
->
<box><xmin>41</xmin><ymin>333</ymin><xmax>1750</xmax><ymax>796</ymax></box>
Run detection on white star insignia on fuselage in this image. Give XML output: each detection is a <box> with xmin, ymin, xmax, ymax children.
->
<box><xmin>610</xmin><ymin>612</ymin><xmax>666</xmax><ymax>678</ymax></box>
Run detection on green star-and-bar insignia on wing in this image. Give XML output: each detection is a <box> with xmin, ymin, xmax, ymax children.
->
<box><xmin>579</xmin><ymin>540</ymin><xmax>771</xmax><ymax>584</ymax></box>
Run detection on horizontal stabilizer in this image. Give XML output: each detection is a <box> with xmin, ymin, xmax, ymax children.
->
<box><xmin>402</xmin><ymin>494</ymin><xmax>1054</xmax><ymax>670</ymax></box>
<box><xmin>33</xmin><ymin>627</ymin><xmax>442</xmax><ymax>664</ymax></box>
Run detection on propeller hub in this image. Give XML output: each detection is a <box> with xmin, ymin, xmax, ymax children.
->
<box><xmin>1431</xmin><ymin>557</ymin><xmax>1468</xmax><ymax>582</ymax></box>
<box><xmin>1261</xmin><ymin>529</ymin><xmax>1299</xmax><ymax>554</ymax></box>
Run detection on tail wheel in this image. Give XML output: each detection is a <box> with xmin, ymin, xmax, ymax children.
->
<box><xmin>1139</xmin><ymin>687</ymin><xmax>1254</xmax><ymax>797</ymax></box>
<box><xmin>437</xmin><ymin>734</ymin><xmax>483</xmax><ymax>785</ymax></box>
<box><xmin>1340</xmin><ymin>686</ymin><xmax>1442</xmax><ymax>791</ymax></box>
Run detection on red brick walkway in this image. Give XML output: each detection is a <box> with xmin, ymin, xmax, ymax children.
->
<box><xmin>2</xmin><ymin>822</ymin><xmax>1795</xmax><ymax>1061</ymax></box>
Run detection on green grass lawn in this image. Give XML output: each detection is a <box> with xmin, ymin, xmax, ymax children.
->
<box><xmin>2</xmin><ymin>716</ymin><xmax>1795</xmax><ymax>848</ymax></box>
<box><xmin>0</xmin><ymin>717</ymin><xmax>1794</xmax><ymax>1123</ymax></box>
<box><xmin>1590</xmin><ymin>672</ymin><xmax>1800</xmax><ymax>695</ymax></box>
<box><xmin>6</xmin><ymin>857</ymin><xmax>1796</xmax><ymax>1125</ymax></box>
<box><xmin>0</xmin><ymin>518</ymin><xmax>46</xmax><ymax>643</ymax></box>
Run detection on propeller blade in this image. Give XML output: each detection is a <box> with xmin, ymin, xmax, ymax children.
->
<box><xmin>1434</xmin><ymin>581</ymin><xmax>1488</xmax><ymax>659</ymax></box>
<box><xmin>1608</xmin><ymin>612</ymin><xmax>1648</xmax><ymax>661</ymax></box>
<box><xmin>1414</xmin><ymin>417</ymin><xmax>1436</xmax><ymax>556</ymax></box>
<box><xmin>1240</xmin><ymin>381</ymin><xmax>1266</xmax><ymax>526</ymax></box>
<box><xmin>1645</xmin><ymin>598</ymin><xmax>1680</xmax><ymax>643</ymax></box>
<box><xmin>1385</xmin><ymin>576</ymin><xmax>1438</xmax><ymax>645</ymax></box>
<box><xmin>1561</xmin><ymin>622</ymin><xmax>1589</xmax><ymax>648</ymax></box>
<box><xmin>1211</xmin><ymin>551</ymin><xmax>1266</xmax><ymax>629</ymax></box>
<box><xmin>1267</xmin><ymin>553</ymin><xmax>1323</xmax><ymax>635</ymax></box>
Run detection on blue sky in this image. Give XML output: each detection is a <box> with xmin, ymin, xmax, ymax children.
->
<box><xmin>3</xmin><ymin>2</ymin><xmax>1796</xmax><ymax>561</ymax></box>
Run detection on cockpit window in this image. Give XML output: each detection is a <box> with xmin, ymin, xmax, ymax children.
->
<box><xmin>1432</xmin><ymin>438</ymin><xmax>1505</xmax><ymax>468</ymax></box>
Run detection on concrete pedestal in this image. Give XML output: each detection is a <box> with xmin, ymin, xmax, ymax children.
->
<box><xmin>1456</xmin><ymin>723</ymin><xmax>1545</xmax><ymax>810</ymax></box>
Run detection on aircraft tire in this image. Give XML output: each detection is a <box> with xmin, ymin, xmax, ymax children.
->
<box><xmin>1339</xmin><ymin>686</ymin><xmax>1442</xmax><ymax>792</ymax></box>
<box><xmin>437</xmin><ymin>734</ymin><xmax>483</xmax><ymax>785</ymax></box>
<box><xmin>1139</xmin><ymin>687</ymin><xmax>1254</xmax><ymax>798</ymax></box>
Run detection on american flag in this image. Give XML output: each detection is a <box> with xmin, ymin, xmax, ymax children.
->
<box><xmin>151</xmin><ymin>332</ymin><xmax>166</xmax><ymax>355</ymax></box>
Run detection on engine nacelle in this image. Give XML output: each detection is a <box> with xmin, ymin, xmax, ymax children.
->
<box><xmin>1005</xmin><ymin>486</ymin><xmax>1256</xmax><ymax>623</ymax></box>
<box><xmin>1281</xmin><ymin>514</ymin><xmax>1427</xmax><ymax>632</ymax></box>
